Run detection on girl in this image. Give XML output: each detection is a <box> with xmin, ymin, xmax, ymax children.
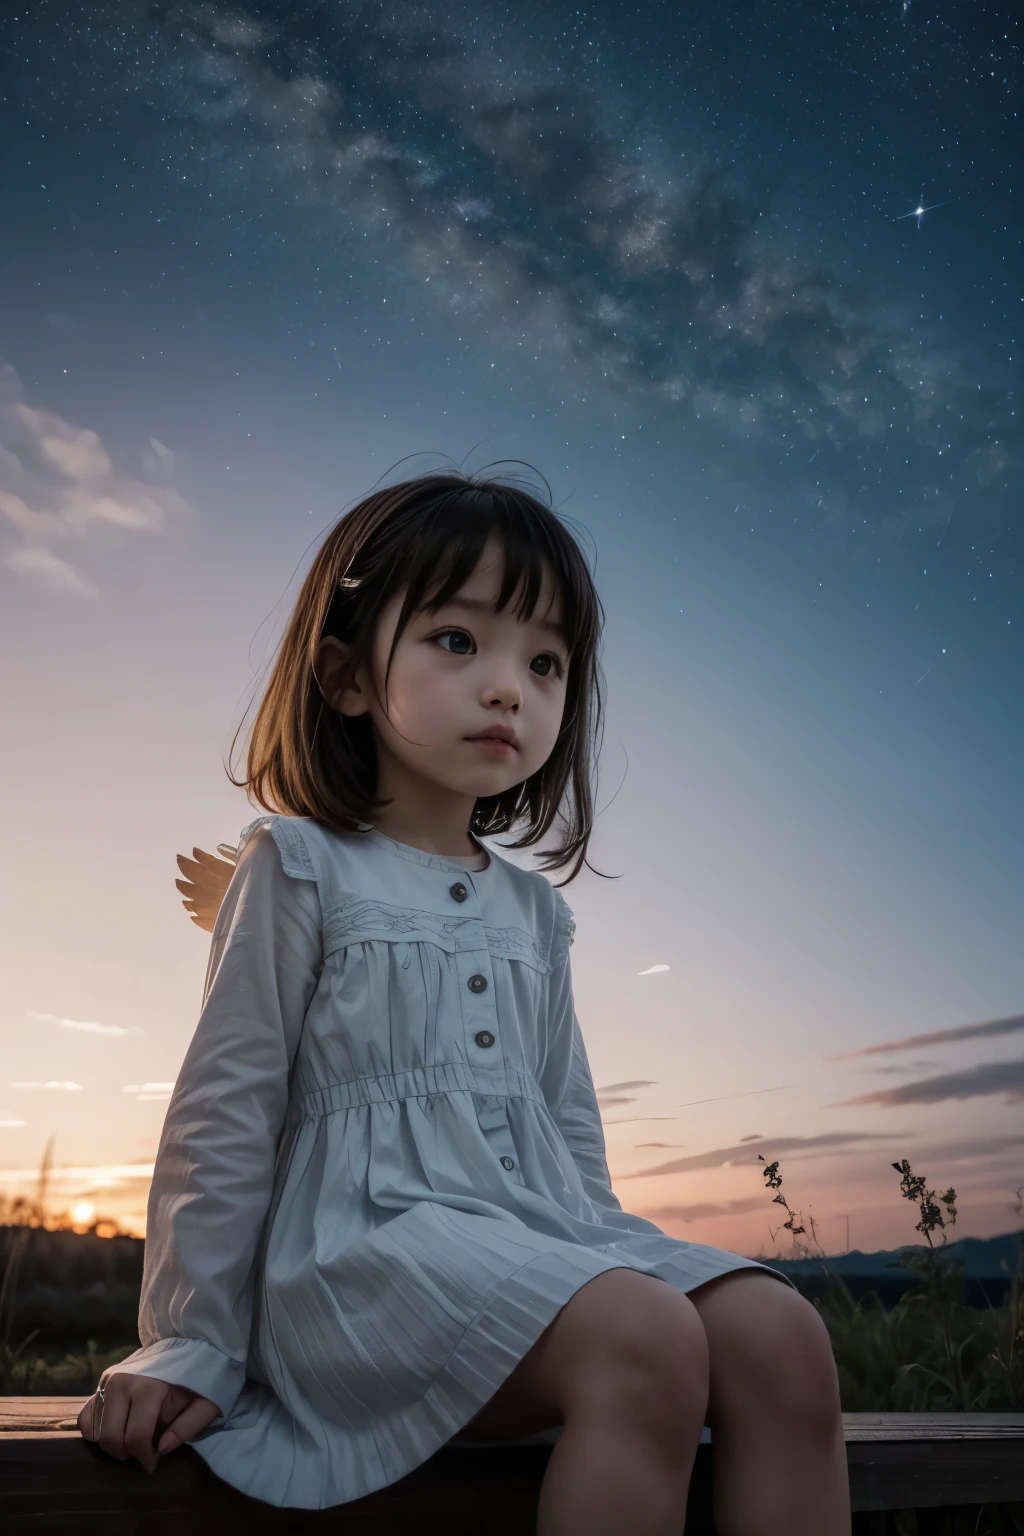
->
<box><xmin>79</xmin><ymin>471</ymin><xmax>850</xmax><ymax>1534</ymax></box>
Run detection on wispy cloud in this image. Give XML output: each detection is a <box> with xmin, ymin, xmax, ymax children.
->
<box><xmin>27</xmin><ymin>1011</ymin><xmax>142</xmax><ymax>1037</ymax></box>
<box><xmin>599</xmin><ymin>1080</ymin><xmax>798</xmax><ymax>1117</ymax></box>
<box><xmin>0</xmin><ymin>1161</ymin><xmax>155</xmax><ymax>1184</ymax></box>
<box><xmin>122</xmin><ymin>1082</ymin><xmax>174</xmax><ymax>1101</ymax></box>
<box><xmin>617</xmin><ymin>1131</ymin><xmax>894</xmax><ymax>1180</ymax></box>
<box><xmin>872</xmin><ymin>1060</ymin><xmax>941</xmax><ymax>1075</ymax></box>
<box><xmin>11</xmin><ymin>1080</ymin><xmax>84</xmax><ymax>1091</ymax></box>
<box><xmin>0</xmin><ymin>360</ymin><xmax>189</xmax><ymax>594</ymax></box>
<box><xmin>914</xmin><ymin>1133</ymin><xmax>1024</xmax><ymax>1164</ymax></box>
<box><xmin>834</xmin><ymin>1059</ymin><xmax>1024</xmax><ymax>1108</ymax></box>
<box><xmin>604</xmin><ymin>1115</ymin><xmax>680</xmax><ymax>1124</ymax></box>
<box><xmin>5</xmin><ymin>546</ymin><xmax>98</xmax><ymax>598</ymax></box>
<box><xmin>0</xmin><ymin>1118</ymin><xmax>27</xmax><ymax>1128</ymax></box>
<box><xmin>639</xmin><ymin>1196</ymin><xmax>766</xmax><ymax>1225</ymax></box>
<box><xmin>674</xmin><ymin>1083</ymin><xmax>798</xmax><ymax>1109</ymax></box>
<box><xmin>828</xmin><ymin>1013</ymin><xmax>1024</xmax><ymax>1062</ymax></box>
<box><xmin>598</xmin><ymin>1080</ymin><xmax>658</xmax><ymax>1094</ymax></box>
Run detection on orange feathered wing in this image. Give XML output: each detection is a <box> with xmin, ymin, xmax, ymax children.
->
<box><xmin>175</xmin><ymin>844</ymin><xmax>238</xmax><ymax>933</ymax></box>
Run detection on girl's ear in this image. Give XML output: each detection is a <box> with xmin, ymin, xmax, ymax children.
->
<box><xmin>315</xmin><ymin>636</ymin><xmax>369</xmax><ymax>717</ymax></box>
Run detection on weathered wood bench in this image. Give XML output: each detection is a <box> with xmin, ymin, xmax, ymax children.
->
<box><xmin>2</xmin><ymin>1399</ymin><xmax>1022</xmax><ymax>1533</ymax></box>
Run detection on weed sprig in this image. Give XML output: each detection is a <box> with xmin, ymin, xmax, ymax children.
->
<box><xmin>758</xmin><ymin>1154</ymin><xmax>826</xmax><ymax>1258</ymax></box>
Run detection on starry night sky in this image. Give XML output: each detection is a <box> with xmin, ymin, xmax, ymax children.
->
<box><xmin>1</xmin><ymin>1</ymin><xmax>1022</xmax><ymax>1251</ymax></box>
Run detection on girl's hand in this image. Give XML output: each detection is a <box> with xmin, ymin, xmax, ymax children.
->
<box><xmin>77</xmin><ymin>1373</ymin><xmax>220</xmax><ymax>1473</ymax></box>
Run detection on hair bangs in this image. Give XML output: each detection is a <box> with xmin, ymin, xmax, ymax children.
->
<box><xmin>398</xmin><ymin>487</ymin><xmax>579</xmax><ymax>639</ymax></box>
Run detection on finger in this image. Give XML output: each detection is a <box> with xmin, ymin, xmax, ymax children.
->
<box><xmin>156</xmin><ymin>1395</ymin><xmax>219</xmax><ymax>1455</ymax></box>
<box><xmin>94</xmin><ymin>1378</ymin><xmax>132</xmax><ymax>1462</ymax></box>
<box><xmin>154</xmin><ymin>1383</ymin><xmax>195</xmax><ymax>1434</ymax></box>
<box><xmin>122</xmin><ymin>1389</ymin><xmax>164</xmax><ymax>1476</ymax></box>
<box><xmin>77</xmin><ymin>1394</ymin><xmax>99</xmax><ymax>1440</ymax></box>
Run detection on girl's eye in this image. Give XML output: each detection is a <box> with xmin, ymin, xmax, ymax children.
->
<box><xmin>530</xmin><ymin>653</ymin><xmax>563</xmax><ymax>679</ymax></box>
<box><xmin>435</xmin><ymin>629</ymin><xmax>474</xmax><ymax>655</ymax></box>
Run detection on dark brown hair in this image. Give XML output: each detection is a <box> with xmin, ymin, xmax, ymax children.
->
<box><xmin>228</xmin><ymin>467</ymin><xmax>605</xmax><ymax>881</ymax></box>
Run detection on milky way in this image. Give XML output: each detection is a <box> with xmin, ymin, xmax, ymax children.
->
<box><xmin>3</xmin><ymin>0</ymin><xmax>1020</xmax><ymax>555</ymax></box>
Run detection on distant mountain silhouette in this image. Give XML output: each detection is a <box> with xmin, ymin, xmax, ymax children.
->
<box><xmin>761</xmin><ymin>1228</ymin><xmax>1024</xmax><ymax>1306</ymax></box>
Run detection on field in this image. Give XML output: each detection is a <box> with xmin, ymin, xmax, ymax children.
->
<box><xmin>2</xmin><ymin>1151</ymin><xmax>1022</xmax><ymax>1532</ymax></box>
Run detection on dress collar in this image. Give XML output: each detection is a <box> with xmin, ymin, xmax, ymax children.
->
<box><xmin>360</xmin><ymin>827</ymin><xmax>492</xmax><ymax>874</ymax></box>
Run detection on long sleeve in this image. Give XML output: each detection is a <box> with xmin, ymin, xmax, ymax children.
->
<box><xmin>539</xmin><ymin>893</ymin><xmax>624</xmax><ymax>1217</ymax></box>
<box><xmin>108</xmin><ymin>825</ymin><xmax>323</xmax><ymax>1420</ymax></box>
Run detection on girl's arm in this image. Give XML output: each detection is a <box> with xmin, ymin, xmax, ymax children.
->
<box><xmin>539</xmin><ymin>894</ymin><xmax>624</xmax><ymax>1216</ymax></box>
<box><xmin>105</xmin><ymin>824</ymin><xmax>322</xmax><ymax>1423</ymax></box>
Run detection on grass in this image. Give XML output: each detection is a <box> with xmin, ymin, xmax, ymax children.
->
<box><xmin>1</xmin><ymin>1339</ymin><xmax>138</xmax><ymax>1396</ymax></box>
<box><xmin>758</xmin><ymin>1154</ymin><xmax>1024</xmax><ymax>1414</ymax></box>
<box><xmin>0</xmin><ymin>1136</ymin><xmax>138</xmax><ymax>1393</ymax></box>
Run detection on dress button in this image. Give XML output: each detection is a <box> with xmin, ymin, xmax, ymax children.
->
<box><xmin>474</xmin><ymin>1030</ymin><xmax>495</xmax><ymax>1048</ymax></box>
<box><xmin>467</xmin><ymin>973</ymin><xmax>488</xmax><ymax>993</ymax></box>
<box><xmin>449</xmin><ymin>882</ymin><xmax>468</xmax><ymax>902</ymax></box>
<box><xmin>500</xmin><ymin>1156</ymin><xmax>515</xmax><ymax>1171</ymax></box>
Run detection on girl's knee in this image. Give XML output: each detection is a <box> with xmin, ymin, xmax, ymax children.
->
<box><xmin>748</xmin><ymin>1291</ymin><xmax>841</xmax><ymax>1430</ymax></box>
<box><xmin>566</xmin><ymin>1273</ymin><xmax>710</xmax><ymax>1437</ymax></box>
<box><xmin>699</xmin><ymin>1275</ymin><xmax>841</xmax><ymax>1431</ymax></box>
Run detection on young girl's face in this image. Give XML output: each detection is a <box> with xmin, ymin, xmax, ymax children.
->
<box><xmin>322</xmin><ymin>536</ymin><xmax>571</xmax><ymax>805</ymax></box>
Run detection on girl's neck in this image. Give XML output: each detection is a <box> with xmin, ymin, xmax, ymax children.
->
<box><xmin>371</xmin><ymin>820</ymin><xmax>483</xmax><ymax>860</ymax></box>
<box><xmin>369</xmin><ymin>774</ymin><xmax>478</xmax><ymax>860</ymax></box>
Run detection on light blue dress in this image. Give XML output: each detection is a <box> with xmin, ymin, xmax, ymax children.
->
<box><xmin>110</xmin><ymin>814</ymin><xmax>786</xmax><ymax>1508</ymax></box>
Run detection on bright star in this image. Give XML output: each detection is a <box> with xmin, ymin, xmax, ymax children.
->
<box><xmin>895</xmin><ymin>187</ymin><xmax>953</xmax><ymax>229</ymax></box>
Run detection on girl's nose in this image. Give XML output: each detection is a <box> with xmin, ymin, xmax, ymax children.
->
<box><xmin>482</xmin><ymin>672</ymin><xmax>523</xmax><ymax>712</ymax></box>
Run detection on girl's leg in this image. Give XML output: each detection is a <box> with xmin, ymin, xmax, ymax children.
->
<box><xmin>688</xmin><ymin>1269</ymin><xmax>850</xmax><ymax>1536</ymax></box>
<box><xmin>536</xmin><ymin>1275</ymin><xmax>708</xmax><ymax>1536</ymax></box>
<box><xmin>456</xmin><ymin>1267</ymin><xmax>710</xmax><ymax>1536</ymax></box>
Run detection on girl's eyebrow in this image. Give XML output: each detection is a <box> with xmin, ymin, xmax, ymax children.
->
<box><xmin>434</xmin><ymin>595</ymin><xmax>567</xmax><ymax>645</ymax></box>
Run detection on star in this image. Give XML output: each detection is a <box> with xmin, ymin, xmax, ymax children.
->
<box><xmin>895</xmin><ymin>188</ymin><xmax>953</xmax><ymax>229</ymax></box>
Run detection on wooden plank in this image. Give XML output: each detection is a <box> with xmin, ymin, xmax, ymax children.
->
<box><xmin>3</xmin><ymin>1400</ymin><xmax>1024</xmax><ymax>1527</ymax></box>
<box><xmin>843</xmin><ymin>1412</ymin><xmax>1024</xmax><ymax>1509</ymax></box>
<box><xmin>0</xmin><ymin>1398</ymin><xmax>85</xmax><ymax>1431</ymax></box>
<box><xmin>0</xmin><ymin>1432</ymin><xmax>715</xmax><ymax>1533</ymax></box>
<box><xmin>9</xmin><ymin>1401</ymin><xmax>1023</xmax><ymax>1442</ymax></box>
<box><xmin>844</xmin><ymin>1412</ymin><xmax>1024</xmax><ymax>1441</ymax></box>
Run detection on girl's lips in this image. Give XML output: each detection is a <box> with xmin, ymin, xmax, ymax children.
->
<box><xmin>467</xmin><ymin>737</ymin><xmax>517</xmax><ymax>755</ymax></box>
